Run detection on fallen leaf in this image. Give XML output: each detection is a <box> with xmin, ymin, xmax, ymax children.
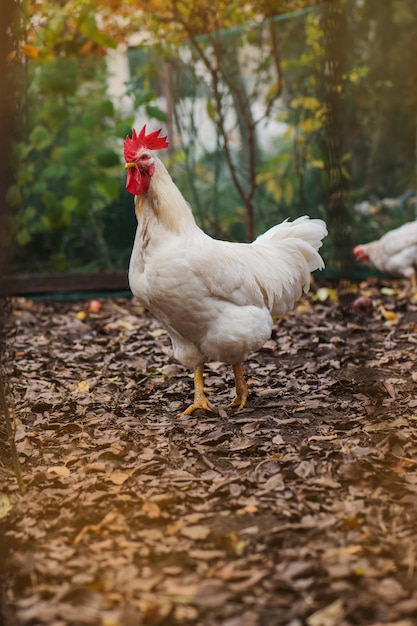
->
<box><xmin>77</xmin><ymin>380</ymin><xmax>90</xmax><ymax>393</ymax></box>
<box><xmin>380</xmin><ymin>287</ymin><xmax>399</xmax><ymax>296</ymax></box>
<box><xmin>0</xmin><ymin>494</ymin><xmax>12</xmax><ymax>519</ymax></box>
<box><xmin>106</xmin><ymin>470</ymin><xmax>130</xmax><ymax>485</ymax></box>
<box><xmin>142</xmin><ymin>501</ymin><xmax>161</xmax><ymax>519</ymax></box>
<box><xmin>194</xmin><ymin>580</ymin><xmax>232</xmax><ymax>609</ymax></box>
<box><xmin>375</xmin><ymin>577</ymin><xmax>407</xmax><ymax>604</ymax></box>
<box><xmin>306</xmin><ymin>598</ymin><xmax>345</xmax><ymax>626</ymax></box>
<box><xmin>313</xmin><ymin>287</ymin><xmax>338</xmax><ymax>302</ymax></box>
<box><xmin>379</xmin><ymin>306</ymin><xmax>398</xmax><ymax>323</ymax></box>
<box><xmin>180</xmin><ymin>525</ymin><xmax>211</xmax><ymax>540</ymax></box>
<box><xmin>47</xmin><ymin>466</ymin><xmax>70</xmax><ymax>477</ymax></box>
<box><xmin>148</xmin><ymin>328</ymin><xmax>166</xmax><ymax>338</ymax></box>
<box><xmin>189</xmin><ymin>549</ymin><xmax>225</xmax><ymax>561</ymax></box>
<box><xmin>85</xmin><ymin>462</ymin><xmax>107</xmax><ymax>473</ymax></box>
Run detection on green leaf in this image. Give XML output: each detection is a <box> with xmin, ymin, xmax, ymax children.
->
<box><xmin>283</xmin><ymin>180</ymin><xmax>294</xmax><ymax>205</ymax></box>
<box><xmin>14</xmin><ymin>142</ymin><xmax>32</xmax><ymax>161</ymax></box>
<box><xmin>90</xmin><ymin>31</ymin><xmax>117</xmax><ymax>50</ymax></box>
<box><xmin>40</xmin><ymin>214</ymin><xmax>52</xmax><ymax>230</ymax></box>
<box><xmin>206</xmin><ymin>98</ymin><xmax>217</xmax><ymax>121</ymax></box>
<box><xmin>79</xmin><ymin>16</ymin><xmax>117</xmax><ymax>49</ymax></box>
<box><xmin>100</xmin><ymin>99</ymin><xmax>115</xmax><ymax>118</ymax></box>
<box><xmin>61</xmin><ymin>144</ymin><xmax>86</xmax><ymax>163</ymax></box>
<box><xmin>29</xmin><ymin>125</ymin><xmax>52</xmax><ymax>150</ymax></box>
<box><xmin>310</xmin><ymin>160</ymin><xmax>324</xmax><ymax>169</ymax></box>
<box><xmin>17</xmin><ymin>228</ymin><xmax>32</xmax><ymax>246</ymax></box>
<box><xmin>38</xmin><ymin>59</ymin><xmax>77</xmax><ymax>95</ymax></box>
<box><xmin>62</xmin><ymin>195</ymin><xmax>79</xmax><ymax>213</ymax></box>
<box><xmin>6</xmin><ymin>185</ymin><xmax>23</xmax><ymax>208</ymax></box>
<box><xmin>42</xmin><ymin>164</ymin><xmax>67</xmax><ymax>180</ymax></box>
<box><xmin>116</xmin><ymin>119</ymin><xmax>135</xmax><ymax>138</ymax></box>
<box><xmin>22</xmin><ymin>205</ymin><xmax>37</xmax><ymax>223</ymax></box>
<box><xmin>68</xmin><ymin>126</ymin><xmax>87</xmax><ymax>144</ymax></box>
<box><xmin>134</xmin><ymin>89</ymin><xmax>157</xmax><ymax>107</ymax></box>
<box><xmin>145</xmin><ymin>104</ymin><xmax>168</xmax><ymax>123</ymax></box>
<box><xmin>97</xmin><ymin>148</ymin><xmax>120</xmax><ymax>168</ymax></box>
<box><xmin>95</xmin><ymin>178</ymin><xmax>120</xmax><ymax>200</ymax></box>
<box><xmin>266</xmin><ymin>178</ymin><xmax>282</xmax><ymax>202</ymax></box>
<box><xmin>42</xmin><ymin>191</ymin><xmax>59</xmax><ymax>210</ymax></box>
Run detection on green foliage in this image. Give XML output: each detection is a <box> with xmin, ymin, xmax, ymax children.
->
<box><xmin>9</xmin><ymin>46</ymin><xmax>170</xmax><ymax>273</ymax></box>
<box><xmin>10</xmin><ymin>56</ymin><xmax>129</xmax><ymax>271</ymax></box>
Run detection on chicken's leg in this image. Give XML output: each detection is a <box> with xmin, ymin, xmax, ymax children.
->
<box><xmin>180</xmin><ymin>363</ymin><xmax>215</xmax><ymax>416</ymax></box>
<box><xmin>228</xmin><ymin>363</ymin><xmax>248</xmax><ymax>410</ymax></box>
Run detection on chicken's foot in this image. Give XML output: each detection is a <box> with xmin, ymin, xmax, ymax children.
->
<box><xmin>180</xmin><ymin>363</ymin><xmax>215</xmax><ymax>416</ymax></box>
<box><xmin>228</xmin><ymin>363</ymin><xmax>248</xmax><ymax>410</ymax></box>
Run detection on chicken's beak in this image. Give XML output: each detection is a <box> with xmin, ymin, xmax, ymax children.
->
<box><xmin>125</xmin><ymin>162</ymin><xmax>137</xmax><ymax>169</ymax></box>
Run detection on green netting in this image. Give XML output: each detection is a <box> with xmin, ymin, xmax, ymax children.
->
<box><xmin>8</xmin><ymin>0</ymin><xmax>417</xmax><ymax>279</ymax></box>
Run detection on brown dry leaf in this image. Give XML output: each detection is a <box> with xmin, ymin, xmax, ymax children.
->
<box><xmin>229</xmin><ymin>569</ymin><xmax>269</xmax><ymax>591</ymax></box>
<box><xmin>148</xmin><ymin>327</ymin><xmax>166</xmax><ymax>338</ymax></box>
<box><xmin>166</xmin><ymin>520</ymin><xmax>184</xmax><ymax>535</ymax></box>
<box><xmin>379</xmin><ymin>306</ymin><xmax>399</xmax><ymax>323</ymax></box>
<box><xmin>237</xmin><ymin>504</ymin><xmax>258</xmax><ymax>514</ymax></box>
<box><xmin>193</xmin><ymin>580</ymin><xmax>232</xmax><ymax>609</ymax></box>
<box><xmin>85</xmin><ymin>462</ymin><xmax>107</xmax><ymax>473</ymax></box>
<box><xmin>73</xmin><ymin>511</ymin><xmax>126</xmax><ymax>544</ymax></box>
<box><xmin>47</xmin><ymin>466</ymin><xmax>70</xmax><ymax>477</ymax></box>
<box><xmin>180</xmin><ymin>525</ymin><xmax>211</xmax><ymax>540</ymax></box>
<box><xmin>76</xmin><ymin>380</ymin><xmax>90</xmax><ymax>393</ymax></box>
<box><xmin>0</xmin><ymin>494</ymin><xmax>12</xmax><ymax>520</ymax></box>
<box><xmin>141</xmin><ymin>501</ymin><xmax>161</xmax><ymax>519</ymax></box>
<box><xmin>189</xmin><ymin>549</ymin><xmax>225</xmax><ymax>561</ymax></box>
<box><xmin>106</xmin><ymin>470</ymin><xmax>131</xmax><ymax>485</ymax></box>
<box><xmin>306</xmin><ymin>598</ymin><xmax>345</xmax><ymax>626</ymax></box>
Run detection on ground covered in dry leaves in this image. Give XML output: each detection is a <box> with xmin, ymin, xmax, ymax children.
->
<box><xmin>2</xmin><ymin>279</ymin><xmax>417</xmax><ymax>626</ymax></box>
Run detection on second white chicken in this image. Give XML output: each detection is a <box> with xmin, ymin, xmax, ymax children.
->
<box><xmin>353</xmin><ymin>220</ymin><xmax>417</xmax><ymax>289</ymax></box>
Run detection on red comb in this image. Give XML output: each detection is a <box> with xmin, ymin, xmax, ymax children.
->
<box><xmin>124</xmin><ymin>125</ymin><xmax>169</xmax><ymax>162</ymax></box>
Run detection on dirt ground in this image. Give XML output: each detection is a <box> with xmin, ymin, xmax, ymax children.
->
<box><xmin>1</xmin><ymin>279</ymin><xmax>417</xmax><ymax>626</ymax></box>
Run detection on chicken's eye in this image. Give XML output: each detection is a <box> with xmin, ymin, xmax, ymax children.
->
<box><xmin>139</xmin><ymin>154</ymin><xmax>149</xmax><ymax>161</ymax></box>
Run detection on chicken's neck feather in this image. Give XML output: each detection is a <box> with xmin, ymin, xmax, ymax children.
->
<box><xmin>363</xmin><ymin>241</ymin><xmax>382</xmax><ymax>267</ymax></box>
<box><xmin>137</xmin><ymin>156</ymin><xmax>199</xmax><ymax>237</ymax></box>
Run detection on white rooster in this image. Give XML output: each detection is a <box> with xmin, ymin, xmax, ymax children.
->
<box><xmin>124</xmin><ymin>126</ymin><xmax>327</xmax><ymax>415</ymax></box>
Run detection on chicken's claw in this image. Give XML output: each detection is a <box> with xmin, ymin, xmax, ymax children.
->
<box><xmin>228</xmin><ymin>395</ymin><xmax>247</xmax><ymax>411</ymax></box>
<box><xmin>180</xmin><ymin>396</ymin><xmax>215</xmax><ymax>416</ymax></box>
<box><xmin>179</xmin><ymin>363</ymin><xmax>215</xmax><ymax>416</ymax></box>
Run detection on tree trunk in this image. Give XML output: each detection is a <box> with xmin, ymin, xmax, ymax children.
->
<box><xmin>319</xmin><ymin>1</ymin><xmax>353</xmax><ymax>272</ymax></box>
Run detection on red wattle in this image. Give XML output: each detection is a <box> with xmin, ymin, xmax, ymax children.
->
<box><xmin>126</xmin><ymin>169</ymin><xmax>151</xmax><ymax>196</ymax></box>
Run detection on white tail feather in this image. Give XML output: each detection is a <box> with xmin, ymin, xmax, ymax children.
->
<box><xmin>252</xmin><ymin>216</ymin><xmax>327</xmax><ymax>315</ymax></box>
